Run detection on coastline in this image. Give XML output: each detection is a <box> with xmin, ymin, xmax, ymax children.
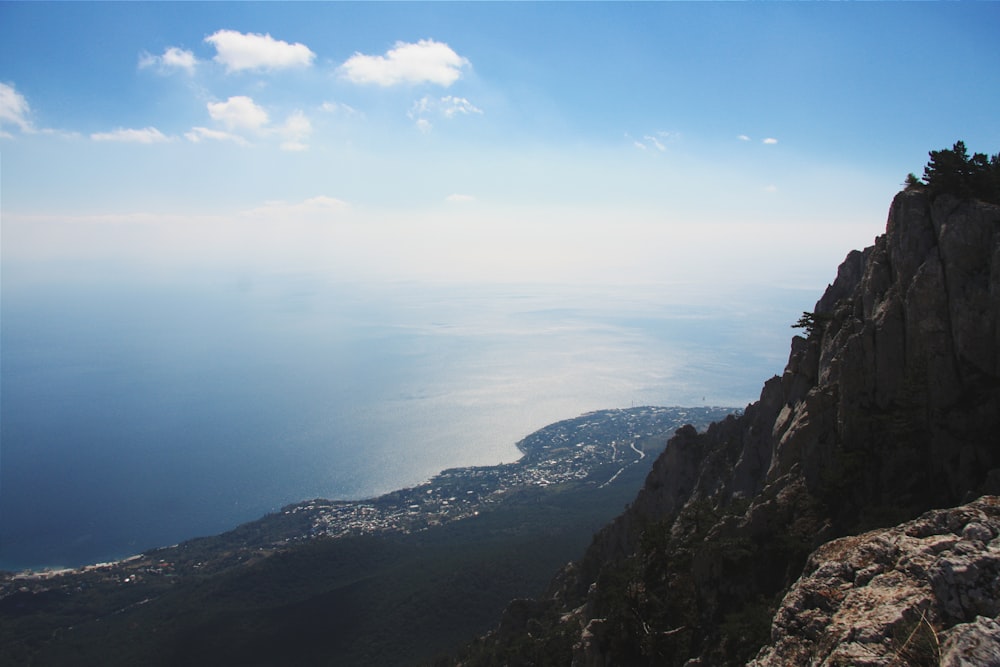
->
<box><xmin>1</xmin><ymin>406</ymin><xmax>737</xmax><ymax>577</ymax></box>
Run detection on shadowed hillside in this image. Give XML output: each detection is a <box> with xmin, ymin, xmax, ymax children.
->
<box><xmin>0</xmin><ymin>408</ymin><xmax>733</xmax><ymax>666</ymax></box>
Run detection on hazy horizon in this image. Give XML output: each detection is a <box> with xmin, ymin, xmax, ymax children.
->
<box><xmin>3</xmin><ymin>275</ymin><xmax>814</xmax><ymax>571</ymax></box>
<box><xmin>2</xmin><ymin>2</ymin><xmax>998</xmax><ymax>570</ymax></box>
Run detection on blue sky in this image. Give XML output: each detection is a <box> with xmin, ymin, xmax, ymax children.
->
<box><xmin>3</xmin><ymin>2</ymin><xmax>999</xmax><ymax>288</ymax></box>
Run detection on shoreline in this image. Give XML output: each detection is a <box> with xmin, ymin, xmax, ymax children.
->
<box><xmin>2</xmin><ymin>405</ymin><xmax>739</xmax><ymax>577</ymax></box>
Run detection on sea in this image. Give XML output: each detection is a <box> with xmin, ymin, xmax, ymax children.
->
<box><xmin>0</xmin><ymin>273</ymin><xmax>816</xmax><ymax>571</ymax></box>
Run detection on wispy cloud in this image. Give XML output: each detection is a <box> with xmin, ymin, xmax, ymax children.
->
<box><xmin>763</xmin><ymin>137</ymin><xmax>778</xmax><ymax>145</ymax></box>
<box><xmin>339</xmin><ymin>39</ymin><xmax>469</xmax><ymax>87</ymax></box>
<box><xmin>139</xmin><ymin>47</ymin><xmax>197</xmax><ymax>74</ymax></box>
<box><xmin>321</xmin><ymin>101</ymin><xmax>362</xmax><ymax>117</ymax></box>
<box><xmin>184</xmin><ymin>126</ymin><xmax>250</xmax><ymax>146</ymax></box>
<box><xmin>632</xmin><ymin>131</ymin><xmax>678</xmax><ymax>152</ymax></box>
<box><xmin>408</xmin><ymin>95</ymin><xmax>483</xmax><ymax>129</ymax></box>
<box><xmin>409</xmin><ymin>97</ymin><xmax>433</xmax><ymax>117</ymax></box>
<box><xmin>91</xmin><ymin>127</ymin><xmax>171</xmax><ymax>143</ymax></box>
<box><xmin>277</xmin><ymin>110</ymin><xmax>311</xmax><ymax>151</ymax></box>
<box><xmin>207</xmin><ymin>96</ymin><xmax>269</xmax><ymax>131</ymax></box>
<box><xmin>407</xmin><ymin>95</ymin><xmax>483</xmax><ymax>124</ymax></box>
<box><xmin>0</xmin><ymin>82</ymin><xmax>33</xmax><ymax>136</ymax></box>
<box><xmin>205</xmin><ymin>29</ymin><xmax>315</xmax><ymax>73</ymax></box>
<box><xmin>440</xmin><ymin>96</ymin><xmax>482</xmax><ymax>118</ymax></box>
<box><xmin>446</xmin><ymin>193</ymin><xmax>476</xmax><ymax>203</ymax></box>
<box><xmin>0</xmin><ymin>82</ymin><xmax>76</xmax><ymax>139</ymax></box>
<box><xmin>738</xmin><ymin>134</ymin><xmax>751</xmax><ymax>142</ymax></box>
<box><xmin>642</xmin><ymin>135</ymin><xmax>666</xmax><ymax>152</ymax></box>
<box><xmin>241</xmin><ymin>195</ymin><xmax>350</xmax><ymax>220</ymax></box>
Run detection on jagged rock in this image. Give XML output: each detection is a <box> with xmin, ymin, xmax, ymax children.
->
<box><xmin>939</xmin><ymin>615</ymin><xmax>1000</xmax><ymax>667</ymax></box>
<box><xmin>750</xmin><ymin>496</ymin><xmax>1000</xmax><ymax>666</ymax></box>
<box><xmin>573</xmin><ymin>617</ymin><xmax>609</xmax><ymax>667</ymax></box>
<box><xmin>460</xmin><ymin>189</ymin><xmax>1000</xmax><ymax>666</ymax></box>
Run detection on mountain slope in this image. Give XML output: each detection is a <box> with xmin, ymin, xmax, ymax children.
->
<box><xmin>457</xmin><ymin>188</ymin><xmax>1000</xmax><ymax>665</ymax></box>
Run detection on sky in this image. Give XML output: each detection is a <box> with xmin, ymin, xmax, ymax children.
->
<box><xmin>2</xmin><ymin>2</ymin><xmax>999</xmax><ymax>289</ymax></box>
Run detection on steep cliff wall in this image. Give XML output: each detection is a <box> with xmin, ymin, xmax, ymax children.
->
<box><xmin>462</xmin><ymin>189</ymin><xmax>1000</xmax><ymax>666</ymax></box>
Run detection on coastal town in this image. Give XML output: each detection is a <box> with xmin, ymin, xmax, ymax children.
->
<box><xmin>295</xmin><ymin>406</ymin><xmax>734</xmax><ymax>540</ymax></box>
<box><xmin>1</xmin><ymin>406</ymin><xmax>735</xmax><ymax>603</ymax></box>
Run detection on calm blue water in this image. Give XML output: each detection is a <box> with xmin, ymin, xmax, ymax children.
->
<box><xmin>0</xmin><ymin>270</ymin><xmax>815</xmax><ymax>571</ymax></box>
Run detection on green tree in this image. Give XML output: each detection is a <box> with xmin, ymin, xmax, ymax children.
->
<box><xmin>904</xmin><ymin>173</ymin><xmax>923</xmax><ymax>190</ymax></box>
<box><xmin>920</xmin><ymin>141</ymin><xmax>1000</xmax><ymax>204</ymax></box>
<box><xmin>791</xmin><ymin>311</ymin><xmax>829</xmax><ymax>339</ymax></box>
<box><xmin>922</xmin><ymin>141</ymin><xmax>972</xmax><ymax>197</ymax></box>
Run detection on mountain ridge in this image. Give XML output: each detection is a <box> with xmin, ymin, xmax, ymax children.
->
<box><xmin>456</xmin><ymin>186</ymin><xmax>1000</xmax><ymax>665</ymax></box>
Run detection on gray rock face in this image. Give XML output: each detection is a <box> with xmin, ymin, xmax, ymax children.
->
<box><xmin>751</xmin><ymin>496</ymin><xmax>1000</xmax><ymax>666</ymax></box>
<box><xmin>477</xmin><ymin>190</ymin><xmax>1000</xmax><ymax>666</ymax></box>
<box><xmin>776</xmin><ymin>191</ymin><xmax>1000</xmax><ymax>513</ymax></box>
<box><xmin>940</xmin><ymin>615</ymin><xmax>1000</xmax><ymax>667</ymax></box>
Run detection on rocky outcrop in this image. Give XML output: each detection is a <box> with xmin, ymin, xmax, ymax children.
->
<box><xmin>751</xmin><ymin>496</ymin><xmax>1000</xmax><ymax>667</ymax></box>
<box><xmin>463</xmin><ymin>189</ymin><xmax>1000</xmax><ymax>666</ymax></box>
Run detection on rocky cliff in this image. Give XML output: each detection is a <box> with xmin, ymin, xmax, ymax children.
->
<box><xmin>751</xmin><ymin>496</ymin><xmax>1000</xmax><ymax>667</ymax></box>
<box><xmin>457</xmin><ymin>188</ymin><xmax>1000</xmax><ymax>665</ymax></box>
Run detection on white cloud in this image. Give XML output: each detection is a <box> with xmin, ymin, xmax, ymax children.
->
<box><xmin>763</xmin><ymin>137</ymin><xmax>779</xmax><ymax>144</ymax></box>
<box><xmin>208</xmin><ymin>96</ymin><xmax>269</xmax><ymax>131</ymax></box>
<box><xmin>91</xmin><ymin>127</ymin><xmax>171</xmax><ymax>143</ymax></box>
<box><xmin>0</xmin><ymin>82</ymin><xmax>33</xmax><ymax>135</ymax></box>
<box><xmin>764</xmin><ymin>184</ymin><xmax>779</xmax><ymax>193</ymax></box>
<box><xmin>162</xmin><ymin>47</ymin><xmax>197</xmax><ymax>71</ymax></box>
<box><xmin>446</xmin><ymin>194</ymin><xmax>476</xmax><ymax>203</ymax></box>
<box><xmin>738</xmin><ymin>134</ymin><xmax>751</xmax><ymax>142</ymax></box>
<box><xmin>184</xmin><ymin>126</ymin><xmax>250</xmax><ymax>145</ymax></box>
<box><xmin>205</xmin><ymin>29</ymin><xmax>315</xmax><ymax>73</ymax></box>
<box><xmin>197</xmin><ymin>99</ymin><xmax>311</xmax><ymax>150</ymax></box>
<box><xmin>275</xmin><ymin>110</ymin><xmax>312</xmax><ymax>151</ymax></box>
<box><xmin>415</xmin><ymin>118</ymin><xmax>432</xmax><ymax>134</ymax></box>
<box><xmin>340</xmin><ymin>39</ymin><xmax>469</xmax><ymax>87</ymax></box>
<box><xmin>139</xmin><ymin>47</ymin><xmax>197</xmax><ymax>74</ymax></box>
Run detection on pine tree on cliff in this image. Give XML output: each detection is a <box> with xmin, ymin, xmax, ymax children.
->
<box><xmin>921</xmin><ymin>140</ymin><xmax>1000</xmax><ymax>204</ymax></box>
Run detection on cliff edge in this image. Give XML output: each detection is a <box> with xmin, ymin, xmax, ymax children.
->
<box><xmin>457</xmin><ymin>187</ymin><xmax>1000</xmax><ymax>665</ymax></box>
